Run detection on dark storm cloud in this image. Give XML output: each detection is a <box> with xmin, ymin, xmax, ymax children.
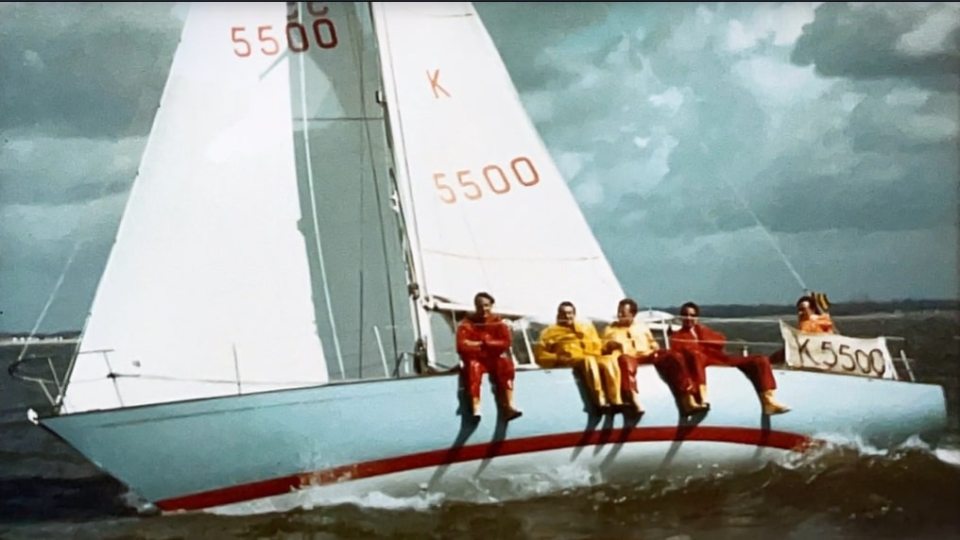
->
<box><xmin>578</xmin><ymin>4</ymin><xmax>959</xmax><ymax>239</ymax></box>
<box><xmin>748</xmin><ymin>145</ymin><xmax>958</xmax><ymax>234</ymax></box>
<box><xmin>0</xmin><ymin>2</ymin><xmax>180</xmax><ymax>138</ymax></box>
<box><xmin>792</xmin><ymin>3</ymin><xmax>960</xmax><ymax>88</ymax></box>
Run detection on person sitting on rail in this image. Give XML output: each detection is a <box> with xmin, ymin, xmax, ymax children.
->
<box><xmin>534</xmin><ymin>301</ymin><xmax>612</xmax><ymax>412</ymax></box>
<box><xmin>669</xmin><ymin>302</ymin><xmax>791</xmax><ymax>416</ymax></box>
<box><xmin>797</xmin><ymin>293</ymin><xmax>836</xmax><ymax>334</ymax></box>
<box><xmin>456</xmin><ymin>291</ymin><xmax>522</xmax><ymax>421</ymax></box>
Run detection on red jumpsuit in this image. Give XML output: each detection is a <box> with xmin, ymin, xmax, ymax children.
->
<box><xmin>456</xmin><ymin>315</ymin><xmax>516</xmax><ymax>403</ymax></box>
<box><xmin>618</xmin><ymin>349</ymin><xmax>697</xmax><ymax>399</ymax></box>
<box><xmin>669</xmin><ymin>324</ymin><xmax>777</xmax><ymax>395</ymax></box>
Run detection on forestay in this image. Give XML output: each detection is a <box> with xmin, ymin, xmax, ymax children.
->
<box><xmin>373</xmin><ymin>3</ymin><xmax>625</xmax><ymax>321</ymax></box>
<box><xmin>61</xmin><ymin>3</ymin><xmax>328</xmax><ymax>413</ymax></box>
<box><xmin>779</xmin><ymin>321</ymin><xmax>897</xmax><ymax>380</ymax></box>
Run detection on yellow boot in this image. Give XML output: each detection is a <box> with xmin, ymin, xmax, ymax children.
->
<box><xmin>471</xmin><ymin>396</ymin><xmax>482</xmax><ymax>418</ymax></box>
<box><xmin>761</xmin><ymin>390</ymin><xmax>791</xmax><ymax>415</ymax></box>
<box><xmin>679</xmin><ymin>393</ymin><xmax>708</xmax><ymax>415</ymax></box>
<box><xmin>501</xmin><ymin>389</ymin><xmax>523</xmax><ymax>421</ymax></box>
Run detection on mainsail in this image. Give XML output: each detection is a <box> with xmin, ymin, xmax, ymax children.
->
<box><xmin>61</xmin><ymin>3</ymin><xmax>328</xmax><ymax>413</ymax></box>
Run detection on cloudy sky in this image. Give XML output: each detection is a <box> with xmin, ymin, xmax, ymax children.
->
<box><xmin>1</xmin><ymin>2</ymin><xmax>958</xmax><ymax>332</ymax></box>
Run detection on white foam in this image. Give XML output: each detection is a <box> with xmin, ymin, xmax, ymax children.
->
<box><xmin>205</xmin><ymin>488</ymin><xmax>448</xmax><ymax>516</ymax></box>
<box><xmin>307</xmin><ymin>489</ymin><xmax>448</xmax><ymax>511</ymax></box>
<box><xmin>934</xmin><ymin>448</ymin><xmax>960</xmax><ymax>467</ymax></box>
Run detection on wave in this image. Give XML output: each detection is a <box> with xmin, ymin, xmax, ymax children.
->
<box><xmin>205</xmin><ymin>436</ymin><xmax>960</xmax><ymax>517</ymax></box>
<box><xmin>0</xmin><ymin>476</ymin><xmax>134</xmax><ymax>524</ymax></box>
<box><xmin>3</xmin><ymin>442</ymin><xmax>958</xmax><ymax>540</ymax></box>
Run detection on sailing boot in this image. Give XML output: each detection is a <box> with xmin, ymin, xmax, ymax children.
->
<box><xmin>471</xmin><ymin>396</ymin><xmax>482</xmax><ymax>418</ymax></box>
<box><xmin>760</xmin><ymin>390</ymin><xmax>791</xmax><ymax>415</ymax></box>
<box><xmin>679</xmin><ymin>392</ymin><xmax>708</xmax><ymax>416</ymax></box>
<box><xmin>596</xmin><ymin>396</ymin><xmax>612</xmax><ymax>415</ymax></box>
<box><xmin>698</xmin><ymin>384</ymin><xmax>711</xmax><ymax>410</ymax></box>
<box><xmin>501</xmin><ymin>389</ymin><xmax>523</xmax><ymax>422</ymax></box>
<box><xmin>626</xmin><ymin>392</ymin><xmax>645</xmax><ymax>415</ymax></box>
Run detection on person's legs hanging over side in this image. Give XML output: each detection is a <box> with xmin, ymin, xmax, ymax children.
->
<box><xmin>651</xmin><ymin>350</ymin><xmax>707</xmax><ymax>415</ymax></box>
<box><xmin>617</xmin><ymin>354</ymin><xmax>643</xmax><ymax>413</ymax></box>
<box><xmin>596</xmin><ymin>355</ymin><xmax>623</xmax><ymax>409</ymax></box>
<box><xmin>492</xmin><ymin>355</ymin><xmax>522</xmax><ymax>421</ymax></box>
<box><xmin>678</xmin><ymin>349</ymin><xmax>713</xmax><ymax>407</ymax></box>
<box><xmin>580</xmin><ymin>356</ymin><xmax>607</xmax><ymax>410</ymax></box>
<box><xmin>726</xmin><ymin>354</ymin><xmax>790</xmax><ymax>415</ymax></box>
<box><xmin>462</xmin><ymin>358</ymin><xmax>488</xmax><ymax>417</ymax></box>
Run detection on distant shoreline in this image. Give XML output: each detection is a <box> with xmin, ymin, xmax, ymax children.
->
<box><xmin>2</xmin><ymin>299</ymin><xmax>957</xmax><ymax>339</ymax></box>
<box><xmin>648</xmin><ymin>298</ymin><xmax>960</xmax><ymax>319</ymax></box>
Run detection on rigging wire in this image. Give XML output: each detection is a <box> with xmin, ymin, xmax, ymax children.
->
<box><xmin>358</xmin><ymin>6</ymin><xmax>402</xmax><ymax>374</ymax></box>
<box><xmin>15</xmin><ymin>20</ymin><xmax>186</xmax><ymax>367</ymax></box>
<box><xmin>710</xmin><ymin>172</ymin><xmax>809</xmax><ymax>293</ymax></box>
<box><xmin>16</xmin><ymin>244</ymin><xmax>82</xmax><ymax>362</ymax></box>
<box><xmin>371</xmin><ymin>3</ymin><xmax>432</xmax><ymax>365</ymax></box>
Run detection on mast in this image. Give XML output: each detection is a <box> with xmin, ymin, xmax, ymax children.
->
<box><xmin>369</xmin><ymin>2</ymin><xmax>436</xmax><ymax>369</ymax></box>
<box><xmin>295</xmin><ymin>2</ymin><xmax>345</xmax><ymax>378</ymax></box>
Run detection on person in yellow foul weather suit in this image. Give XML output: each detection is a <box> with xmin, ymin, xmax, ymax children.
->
<box><xmin>534</xmin><ymin>301</ymin><xmax>618</xmax><ymax>412</ymax></box>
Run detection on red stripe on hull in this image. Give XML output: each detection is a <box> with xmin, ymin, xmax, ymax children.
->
<box><xmin>156</xmin><ymin>426</ymin><xmax>812</xmax><ymax>512</ymax></box>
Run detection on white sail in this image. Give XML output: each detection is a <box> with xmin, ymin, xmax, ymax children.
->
<box><xmin>373</xmin><ymin>2</ymin><xmax>625</xmax><ymax>321</ymax></box>
<box><xmin>62</xmin><ymin>3</ymin><xmax>328</xmax><ymax>413</ymax></box>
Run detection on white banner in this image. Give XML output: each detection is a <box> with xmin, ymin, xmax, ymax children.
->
<box><xmin>779</xmin><ymin>321</ymin><xmax>898</xmax><ymax>380</ymax></box>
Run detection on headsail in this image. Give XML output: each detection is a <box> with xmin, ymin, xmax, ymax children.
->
<box><xmin>61</xmin><ymin>3</ymin><xmax>328</xmax><ymax>413</ymax></box>
<box><xmin>373</xmin><ymin>3</ymin><xmax>625</xmax><ymax>322</ymax></box>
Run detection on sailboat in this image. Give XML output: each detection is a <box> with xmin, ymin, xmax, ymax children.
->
<box><xmin>28</xmin><ymin>3</ymin><xmax>946</xmax><ymax>514</ymax></box>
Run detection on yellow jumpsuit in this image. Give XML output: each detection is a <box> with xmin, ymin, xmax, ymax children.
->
<box><xmin>601</xmin><ymin>321</ymin><xmax>659</xmax><ymax>404</ymax></box>
<box><xmin>534</xmin><ymin>321</ymin><xmax>614</xmax><ymax>407</ymax></box>
<box><xmin>601</xmin><ymin>321</ymin><xmax>659</xmax><ymax>358</ymax></box>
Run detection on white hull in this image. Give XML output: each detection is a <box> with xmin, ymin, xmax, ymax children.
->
<box><xmin>40</xmin><ymin>366</ymin><xmax>947</xmax><ymax>514</ymax></box>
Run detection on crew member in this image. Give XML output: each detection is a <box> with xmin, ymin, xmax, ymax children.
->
<box><xmin>534</xmin><ymin>301</ymin><xmax>609</xmax><ymax>411</ymax></box>
<box><xmin>797</xmin><ymin>293</ymin><xmax>836</xmax><ymax>334</ymax></box>
<box><xmin>670</xmin><ymin>302</ymin><xmax>791</xmax><ymax>415</ymax></box>
<box><xmin>456</xmin><ymin>292</ymin><xmax>522</xmax><ymax>421</ymax></box>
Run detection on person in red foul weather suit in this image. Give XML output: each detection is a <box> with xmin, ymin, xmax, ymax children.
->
<box><xmin>669</xmin><ymin>302</ymin><xmax>790</xmax><ymax>416</ymax></box>
<box><xmin>456</xmin><ymin>292</ymin><xmax>522</xmax><ymax>421</ymax></box>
